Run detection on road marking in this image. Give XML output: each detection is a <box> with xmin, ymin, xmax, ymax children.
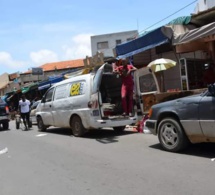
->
<box><xmin>211</xmin><ymin>158</ymin><xmax>215</xmax><ymax>162</ymax></box>
<box><xmin>0</xmin><ymin>147</ymin><xmax>8</xmax><ymax>155</ymax></box>
<box><xmin>36</xmin><ymin>133</ymin><xmax>47</xmax><ymax>137</ymax></box>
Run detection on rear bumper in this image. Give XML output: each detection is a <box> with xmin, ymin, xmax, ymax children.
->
<box><xmin>145</xmin><ymin>120</ymin><xmax>157</xmax><ymax>135</ymax></box>
<box><xmin>89</xmin><ymin>115</ymin><xmax>138</xmax><ymax>129</ymax></box>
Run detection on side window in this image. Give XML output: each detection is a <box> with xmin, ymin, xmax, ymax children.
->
<box><xmin>116</xmin><ymin>39</ymin><xmax>121</xmax><ymax>45</ymax></box>
<box><xmin>45</xmin><ymin>88</ymin><xmax>54</xmax><ymax>102</ymax></box>
<box><xmin>139</xmin><ymin>74</ymin><xmax>157</xmax><ymax>93</ymax></box>
<box><xmin>54</xmin><ymin>84</ymin><xmax>68</xmax><ymax>100</ymax></box>
<box><xmin>70</xmin><ymin>81</ymin><xmax>86</xmax><ymax>96</ymax></box>
<box><xmin>97</xmin><ymin>41</ymin><xmax>109</xmax><ymax>49</ymax></box>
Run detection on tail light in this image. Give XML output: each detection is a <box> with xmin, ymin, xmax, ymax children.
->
<box><xmin>103</xmin><ymin>110</ymin><xmax>111</xmax><ymax>116</ymax></box>
<box><xmin>5</xmin><ymin>106</ymin><xmax>9</xmax><ymax>114</ymax></box>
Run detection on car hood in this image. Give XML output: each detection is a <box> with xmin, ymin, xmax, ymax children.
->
<box><xmin>153</xmin><ymin>94</ymin><xmax>202</xmax><ymax>109</ymax></box>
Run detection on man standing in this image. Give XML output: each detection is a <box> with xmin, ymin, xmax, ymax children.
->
<box><xmin>113</xmin><ymin>59</ymin><xmax>137</xmax><ymax>116</ymax></box>
<box><xmin>19</xmin><ymin>95</ymin><xmax>31</xmax><ymax>130</ymax></box>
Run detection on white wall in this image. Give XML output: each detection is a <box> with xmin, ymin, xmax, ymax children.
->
<box><xmin>91</xmin><ymin>30</ymin><xmax>138</xmax><ymax>57</ymax></box>
<box><xmin>194</xmin><ymin>0</ymin><xmax>215</xmax><ymax>14</ymax></box>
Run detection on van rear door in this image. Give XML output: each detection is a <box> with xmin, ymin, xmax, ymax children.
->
<box><xmin>134</xmin><ymin>67</ymin><xmax>159</xmax><ymax>115</ymax></box>
<box><xmin>90</xmin><ymin>64</ymin><xmax>106</xmax><ymax>116</ymax></box>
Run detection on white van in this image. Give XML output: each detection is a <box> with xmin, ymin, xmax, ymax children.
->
<box><xmin>36</xmin><ymin>63</ymin><xmax>158</xmax><ymax>136</ymax></box>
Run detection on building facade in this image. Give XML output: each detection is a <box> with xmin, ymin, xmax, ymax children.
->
<box><xmin>194</xmin><ymin>0</ymin><xmax>215</xmax><ymax>14</ymax></box>
<box><xmin>91</xmin><ymin>30</ymin><xmax>138</xmax><ymax>58</ymax></box>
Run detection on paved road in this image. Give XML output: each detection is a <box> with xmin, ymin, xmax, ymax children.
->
<box><xmin>0</xmin><ymin>121</ymin><xmax>215</xmax><ymax>195</ymax></box>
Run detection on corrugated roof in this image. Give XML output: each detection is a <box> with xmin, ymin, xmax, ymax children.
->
<box><xmin>191</xmin><ymin>6</ymin><xmax>215</xmax><ymax>26</ymax></box>
<box><xmin>40</xmin><ymin>59</ymin><xmax>84</xmax><ymax>71</ymax></box>
<box><xmin>21</xmin><ymin>59</ymin><xmax>85</xmax><ymax>74</ymax></box>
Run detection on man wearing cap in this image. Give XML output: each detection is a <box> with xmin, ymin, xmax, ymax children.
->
<box><xmin>113</xmin><ymin>59</ymin><xmax>137</xmax><ymax>117</ymax></box>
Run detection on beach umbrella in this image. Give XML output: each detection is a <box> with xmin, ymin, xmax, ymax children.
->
<box><xmin>147</xmin><ymin>58</ymin><xmax>177</xmax><ymax>92</ymax></box>
<box><xmin>147</xmin><ymin>58</ymin><xmax>176</xmax><ymax>72</ymax></box>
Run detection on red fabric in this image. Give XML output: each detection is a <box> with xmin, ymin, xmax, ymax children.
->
<box><xmin>116</xmin><ymin>65</ymin><xmax>134</xmax><ymax>86</ymax></box>
<box><xmin>121</xmin><ymin>84</ymin><xmax>133</xmax><ymax>114</ymax></box>
<box><xmin>115</xmin><ymin>64</ymin><xmax>135</xmax><ymax>114</ymax></box>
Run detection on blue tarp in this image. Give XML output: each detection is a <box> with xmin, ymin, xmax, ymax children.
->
<box><xmin>115</xmin><ymin>27</ymin><xmax>169</xmax><ymax>59</ymax></box>
<box><xmin>38</xmin><ymin>75</ymin><xmax>64</xmax><ymax>90</ymax></box>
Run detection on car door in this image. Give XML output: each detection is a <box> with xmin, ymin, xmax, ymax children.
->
<box><xmin>51</xmin><ymin>83</ymin><xmax>70</xmax><ymax>127</ymax></box>
<box><xmin>134</xmin><ymin>67</ymin><xmax>158</xmax><ymax>115</ymax></box>
<box><xmin>199</xmin><ymin>92</ymin><xmax>215</xmax><ymax>137</ymax></box>
<box><xmin>40</xmin><ymin>88</ymin><xmax>55</xmax><ymax>126</ymax></box>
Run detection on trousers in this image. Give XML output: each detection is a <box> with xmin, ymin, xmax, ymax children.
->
<box><xmin>121</xmin><ymin>84</ymin><xmax>133</xmax><ymax>114</ymax></box>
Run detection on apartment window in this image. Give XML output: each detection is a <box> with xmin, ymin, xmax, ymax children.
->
<box><xmin>116</xmin><ymin>39</ymin><xmax>121</xmax><ymax>45</ymax></box>
<box><xmin>97</xmin><ymin>41</ymin><xmax>109</xmax><ymax>49</ymax></box>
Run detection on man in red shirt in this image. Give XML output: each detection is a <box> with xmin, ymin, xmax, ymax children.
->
<box><xmin>113</xmin><ymin>59</ymin><xmax>137</xmax><ymax>116</ymax></box>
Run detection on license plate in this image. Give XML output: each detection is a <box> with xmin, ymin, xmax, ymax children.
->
<box><xmin>92</xmin><ymin>110</ymin><xmax>99</xmax><ymax>116</ymax></box>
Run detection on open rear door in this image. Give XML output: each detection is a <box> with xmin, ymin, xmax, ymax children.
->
<box><xmin>90</xmin><ymin>63</ymin><xmax>106</xmax><ymax>116</ymax></box>
<box><xmin>134</xmin><ymin>67</ymin><xmax>159</xmax><ymax>115</ymax></box>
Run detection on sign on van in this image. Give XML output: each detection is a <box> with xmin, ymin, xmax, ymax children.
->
<box><xmin>70</xmin><ymin>82</ymin><xmax>84</xmax><ymax>96</ymax></box>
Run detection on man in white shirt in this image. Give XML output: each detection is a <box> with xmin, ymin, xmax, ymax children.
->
<box><xmin>19</xmin><ymin>95</ymin><xmax>31</xmax><ymax>130</ymax></box>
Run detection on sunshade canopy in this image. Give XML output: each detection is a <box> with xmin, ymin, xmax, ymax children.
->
<box><xmin>163</xmin><ymin>21</ymin><xmax>215</xmax><ymax>45</ymax></box>
<box><xmin>115</xmin><ymin>27</ymin><xmax>169</xmax><ymax>59</ymax></box>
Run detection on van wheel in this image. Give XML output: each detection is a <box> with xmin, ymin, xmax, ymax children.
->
<box><xmin>71</xmin><ymin>116</ymin><xmax>86</xmax><ymax>137</ymax></box>
<box><xmin>37</xmin><ymin>117</ymin><xmax>47</xmax><ymax>132</ymax></box>
<box><xmin>113</xmin><ymin>126</ymin><xmax>125</xmax><ymax>133</ymax></box>
<box><xmin>2</xmin><ymin>122</ymin><xmax>9</xmax><ymax>130</ymax></box>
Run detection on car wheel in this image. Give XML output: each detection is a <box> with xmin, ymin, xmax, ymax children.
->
<box><xmin>71</xmin><ymin>116</ymin><xmax>86</xmax><ymax>137</ymax></box>
<box><xmin>37</xmin><ymin>117</ymin><xmax>47</xmax><ymax>132</ymax></box>
<box><xmin>158</xmin><ymin>118</ymin><xmax>189</xmax><ymax>152</ymax></box>
<box><xmin>2</xmin><ymin>122</ymin><xmax>9</xmax><ymax>130</ymax></box>
<box><xmin>113</xmin><ymin>126</ymin><xmax>125</xmax><ymax>133</ymax></box>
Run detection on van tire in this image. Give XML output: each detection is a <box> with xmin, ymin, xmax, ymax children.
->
<box><xmin>113</xmin><ymin>126</ymin><xmax>125</xmax><ymax>133</ymax></box>
<box><xmin>2</xmin><ymin>122</ymin><xmax>9</xmax><ymax>130</ymax></box>
<box><xmin>71</xmin><ymin>116</ymin><xmax>86</xmax><ymax>137</ymax></box>
<box><xmin>37</xmin><ymin>117</ymin><xmax>47</xmax><ymax>132</ymax></box>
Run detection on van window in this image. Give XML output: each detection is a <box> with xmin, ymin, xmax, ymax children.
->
<box><xmin>54</xmin><ymin>84</ymin><xmax>68</xmax><ymax>100</ymax></box>
<box><xmin>44</xmin><ymin>88</ymin><xmax>54</xmax><ymax>102</ymax></box>
<box><xmin>139</xmin><ymin>74</ymin><xmax>157</xmax><ymax>93</ymax></box>
<box><xmin>70</xmin><ymin>81</ymin><xmax>86</xmax><ymax>96</ymax></box>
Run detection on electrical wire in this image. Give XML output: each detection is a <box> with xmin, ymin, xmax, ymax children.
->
<box><xmin>107</xmin><ymin>0</ymin><xmax>198</xmax><ymax>51</ymax></box>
